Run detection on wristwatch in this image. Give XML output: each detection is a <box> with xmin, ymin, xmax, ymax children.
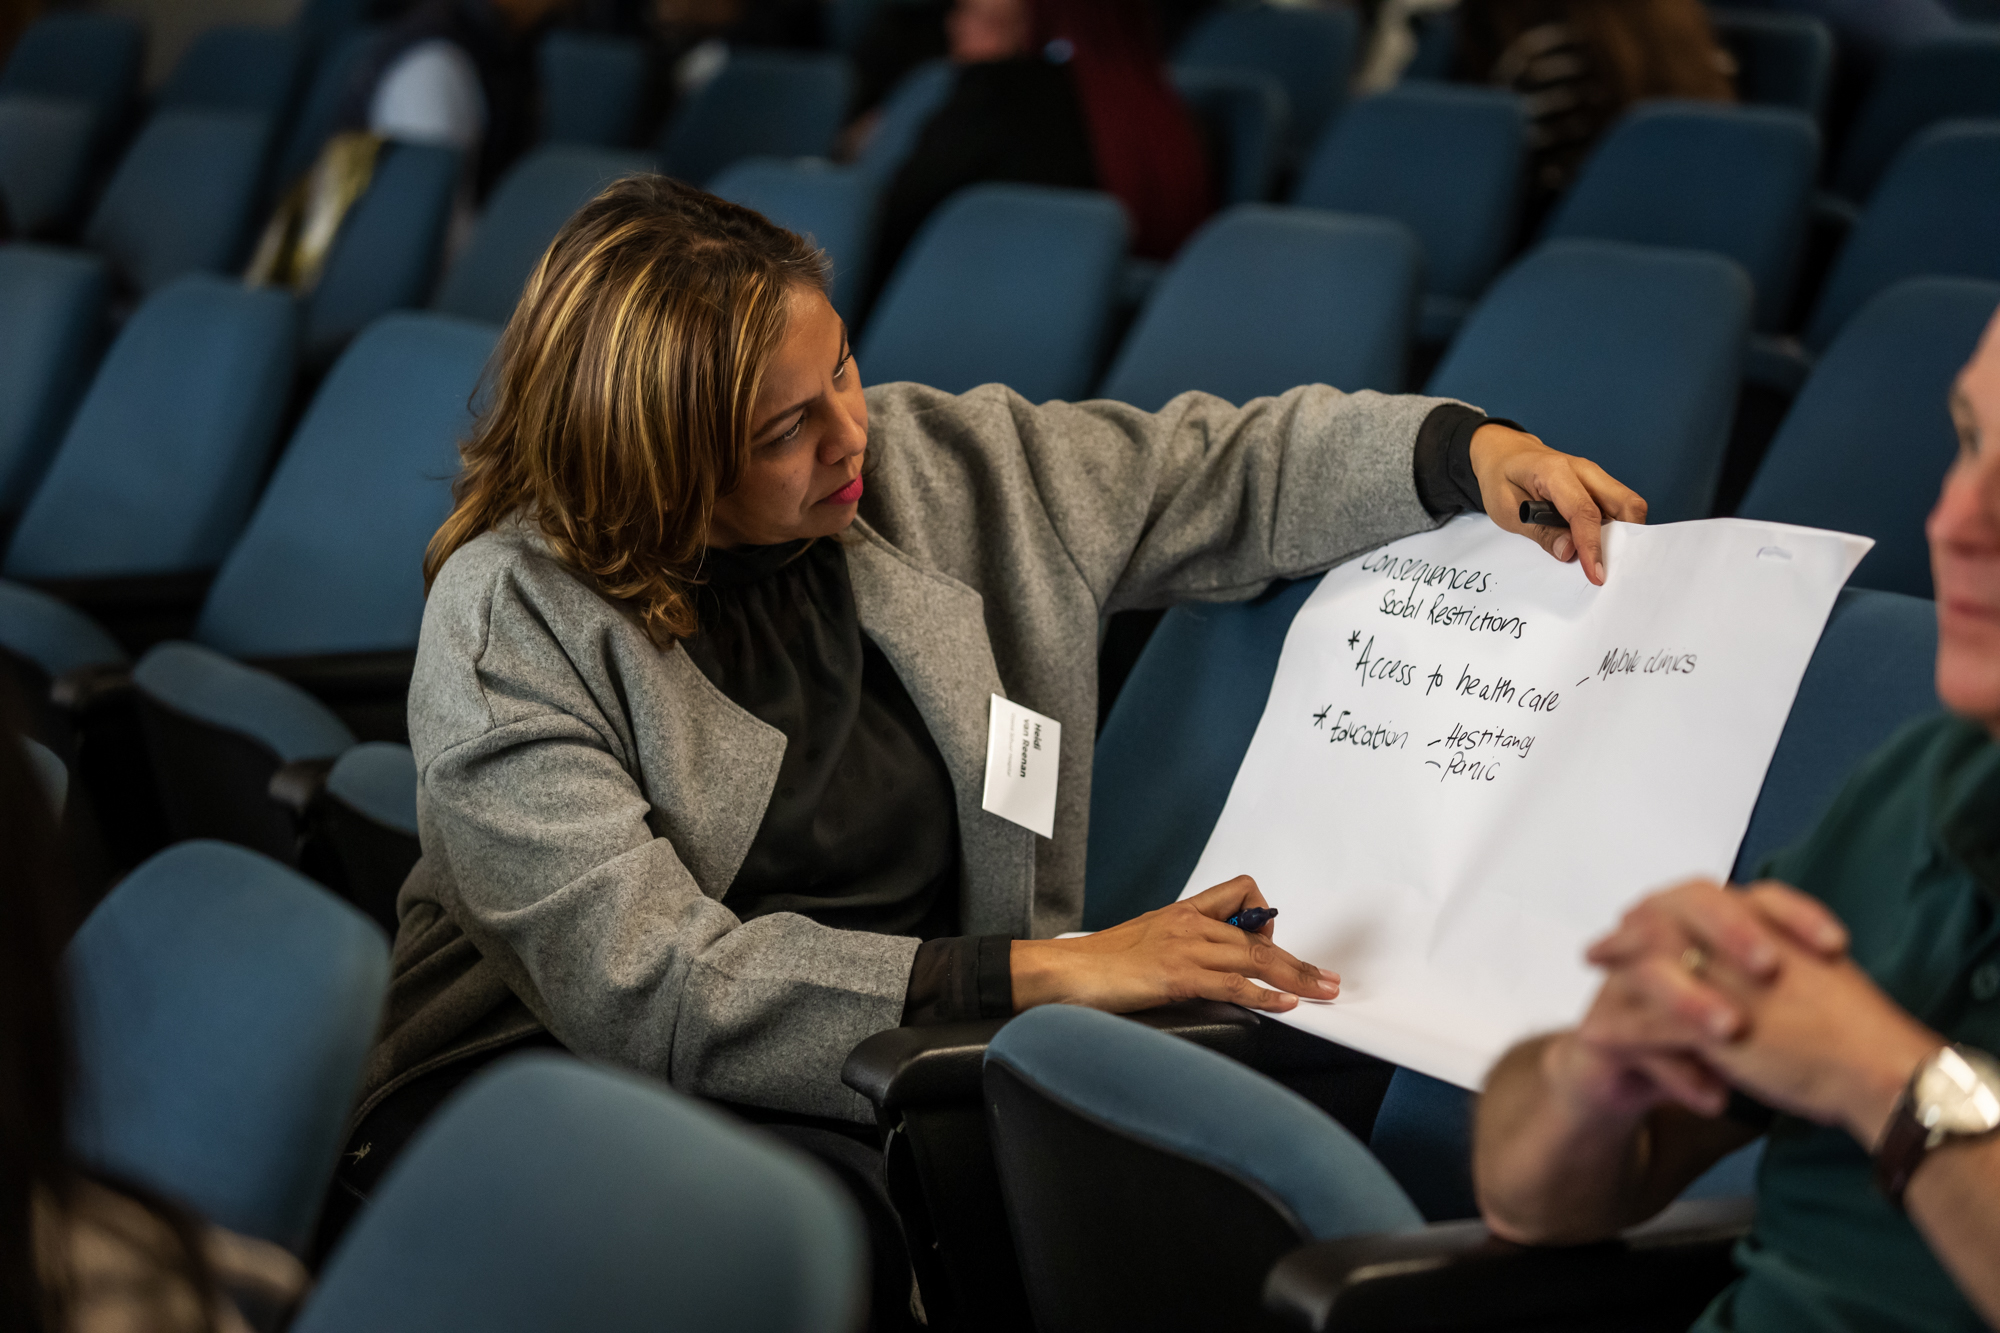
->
<box><xmin>1874</xmin><ymin>1044</ymin><xmax>2000</xmax><ymax>1207</ymax></box>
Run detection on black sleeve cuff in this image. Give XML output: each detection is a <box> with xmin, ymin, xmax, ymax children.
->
<box><xmin>902</xmin><ymin>935</ymin><xmax>1016</xmax><ymax>1026</ymax></box>
<box><xmin>1413</xmin><ymin>404</ymin><xmax>1522</xmax><ymax>518</ymax></box>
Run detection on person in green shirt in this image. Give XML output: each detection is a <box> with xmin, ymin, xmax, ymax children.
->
<box><xmin>1474</xmin><ymin>300</ymin><xmax>2000</xmax><ymax>1332</ymax></box>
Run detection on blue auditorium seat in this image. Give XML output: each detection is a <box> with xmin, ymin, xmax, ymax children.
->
<box><xmin>1171</xmin><ymin>68</ymin><xmax>1288</xmax><ymax>207</ymax></box>
<box><xmin>24</xmin><ymin>733</ymin><xmax>67</xmax><ymax>815</ymax></box>
<box><xmin>0</xmin><ymin>97</ymin><xmax>98</xmax><ymax>235</ymax></box>
<box><xmin>1428</xmin><ymin>239</ymin><xmax>1752</xmax><ymax>522</ymax></box>
<box><xmin>1742</xmin><ymin>278</ymin><xmax>2000</xmax><ymax>597</ymax></box>
<box><xmin>1806</xmin><ymin>121</ymin><xmax>2000</xmax><ymax>354</ymax></box>
<box><xmin>709</xmin><ymin>157</ymin><xmax>878</xmax><ymax>322</ymax></box>
<box><xmin>859</xmin><ymin>183</ymin><xmax>1127</xmax><ymax>401</ymax></box>
<box><xmin>85</xmin><ymin>109</ymin><xmax>273</xmax><ymax>294</ymax></box>
<box><xmin>1542</xmin><ymin>101</ymin><xmax>1818</xmax><ymax>330</ymax></box>
<box><xmin>3</xmin><ymin>275</ymin><xmax>296</xmax><ymax>583</ymax></box>
<box><xmin>292</xmin><ymin>1056</ymin><xmax>865</xmax><ymax>1333</ymax></box>
<box><xmin>0</xmin><ymin>579</ymin><xmax>128</xmax><ymax>689</ymax></box>
<box><xmin>539</xmin><ymin>30</ymin><xmax>647</xmax><ymax>148</ymax></box>
<box><xmin>656</xmin><ymin>51</ymin><xmax>850</xmax><ymax>187</ymax></box>
<box><xmin>1098</xmin><ymin>204</ymin><xmax>1419</xmax><ymax>407</ymax></box>
<box><xmin>302</xmin><ymin>141</ymin><xmax>460</xmax><ymax>365</ymax></box>
<box><xmin>0</xmin><ymin>244</ymin><xmax>106</xmax><ymax>518</ymax></box>
<box><xmin>1710</xmin><ymin>9</ymin><xmax>1834</xmax><ymax>119</ymax></box>
<box><xmin>268</xmin><ymin>25</ymin><xmax>376</xmax><ymax>193</ymax></box>
<box><xmin>67</xmin><ymin>840</ymin><xmax>388</xmax><ymax>1252</ymax></box>
<box><xmin>852</xmin><ymin>59</ymin><xmax>955</xmax><ymax>187</ymax></box>
<box><xmin>1832</xmin><ymin>27</ymin><xmax>2000</xmax><ymax>202</ymax></box>
<box><xmin>1292</xmin><ymin>84</ymin><xmax>1525</xmax><ymax>342</ymax></box>
<box><xmin>157</xmin><ymin>23</ymin><xmax>305</xmax><ymax>120</ymax></box>
<box><xmin>0</xmin><ymin>12</ymin><xmax>143</xmax><ymax>123</ymax></box>
<box><xmin>433</xmin><ymin>144</ymin><xmax>653</xmax><ymax>325</ymax></box>
<box><xmin>312</xmin><ymin>739</ymin><xmax>422</xmax><ymax>931</ymax></box>
<box><xmin>1174</xmin><ymin>4</ymin><xmax>1357</xmax><ymax>164</ymax></box>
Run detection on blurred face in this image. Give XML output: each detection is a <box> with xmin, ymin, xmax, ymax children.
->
<box><xmin>1930</xmin><ymin>309</ymin><xmax>2000</xmax><ymax>732</ymax></box>
<box><xmin>706</xmin><ymin>286</ymin><xmax>869</xmax><ymax>548</ymax></box>
<box><xmin>949</xmin><ymin>0</ymin><xmax>1032</xmax><ymax>63</ymax></box>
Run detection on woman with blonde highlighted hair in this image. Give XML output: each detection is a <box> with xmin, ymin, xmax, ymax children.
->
<box><xmin>326</xmin><ymin>173</ymin><xmax>1644</xmax><ymax>1315</ymax></box>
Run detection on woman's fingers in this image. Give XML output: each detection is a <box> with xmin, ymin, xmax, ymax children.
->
<box><xmin>1185</xmin><ymin>874</ymin><xmax>1267</xmax><ymax>924</ymax></box>
<box><xmin>1193</xmin><ymin>932</ymin><xmax>1340</xmax><ymax>999</ymax></box>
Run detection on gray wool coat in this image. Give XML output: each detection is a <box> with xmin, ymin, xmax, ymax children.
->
<box><xmin>359</xmin><ymin>380</ymin><xmax>1456</xmax><ymax>1125</ymax></box>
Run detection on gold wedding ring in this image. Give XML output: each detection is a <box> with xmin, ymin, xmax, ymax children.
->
<box><xmin>1681</xmin><ymin>945</ymin><xmax>1711</xmax><ymax>978</ymax></box>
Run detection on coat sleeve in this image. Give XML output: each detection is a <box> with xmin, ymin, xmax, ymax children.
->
<box><xmin>862</xmin><ymin>381</ymin><xmax>1464</xmax><ymax>615</ymax></box>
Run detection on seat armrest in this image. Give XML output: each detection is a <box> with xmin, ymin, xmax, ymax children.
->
<box><xmin>50</xmin><ymin>662</ymin><xmax>135</xmax><ymax>712</ymax></box>
<box><xmin>267</xmin><ymin>756</ymin><xmax>338</xmax><ymax>819</ymax></box>
<box><xmin>843</xmin><ymin>1000</ymin><xmax>1263</xmax><ymax>1113</ymax></box>
<box><xmin>1265</xmin><ymin>1196</ymin><xmax>1753</xmax><ymax>1332</ymax></box>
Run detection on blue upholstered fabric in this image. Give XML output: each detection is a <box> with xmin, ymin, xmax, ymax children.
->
<box><xmin>23</xmin><ymin>735</ymin><xmax>66</xmax><ymax>816</ymax></box>
<box><xmin>1741</xmin><ymin>278</ymin><xmax>2000</xmax><ymax>597</ymax></box>
<box><xmin>1711</xmin><ymin>9</ymin><xmax>1834</xmax><ymax>118</ymax></box>
<box><xmin>0</xmin><ymin>580</ymin><xmax>127</xmax><ymax>677</ymax></box>
<box><xmin>1171</xmin><ymin>67</ymin><xmax>1288</xmax><ymax>207</ymax></box>
<box><xmin>1833</xmin><ymin>27</ymin><xmax>2000</xmax><ymax>201</ymax></box>
<box><xmin>538</xmin><ymin>31</ymin><xmax>646</xmax><ymax>147</ymax></box>
<box><xmin>1294</xmin><ymin>84</ymin><xmax>1524</xmax><ymax>320</ymax></box>
<box><xmin>1099</xmin><ymin>204</ymin><xmax>1418</xmax><ymax>407</ymax></box>
<box><xmin>1733</xmin><ymin>588</ymin><xmax>1941</xmax><ymax>878</ymax></box>
<box><xmin>270</xmin><ymin>26</ymin><xmax>376</xmax><ymax>193</ymax></box>
<box><xmin>988</xmin><ymin>1007</ymin><xmax>1424</xmax><ymax>1240</ymax></box>
<box><xmin>85</xmin><ymin>110</ymin><xmax>273</xmax><ymax>295</ymax></box>
<box><xmin>860</xmin><ymin>184</ymin><xmax>1126</xmax><ymax>401</ymax></box>
<box><xmin>158</xmin><ymin>24</ymin><xmax>304</xmax><ymax>118</ymax></box>
<box><xmin>709</xmin><ymin>157</ymin><xmax>878</xmax><ymax>321</ymax></box>
<box><xmin>433</xmin><ymin>145</ymin><xmax>653</xmax><ymax>325</ymax></box>
<box><xmin>194</xmin><ymin>312</ymin><xmax>498</xmax><ymax>657</ymax></box>
<box><xmin>0</xmin><ymin>97</ymin><xmax>97</xmax><ymax>234</ymax></box>
<box><xmin>656</xmin><ymin>51</ymin><xmax>850</xmax><ymax>186</ymax></box>
<box><xmin>304</xmin><ymin>141</ymin><xmax>459</xmax><ymax>364</ymax></box>
<box><xmin>66</xmin><ymin>841</ymin><xmax>388</xmax><ymax>1251</ymax></box>
<box><xmin>0</xmin><ymin>244</ymin><xmax>105</xmax><ymax>512</ymax></box>
<box><xmin>134</xmin><ymin>641</ymin><xmax>357</xmax><ymax>762</ymax></box>
<box><xmin>1428</xmin><ymin>239</ymin><xmax>1752</xmax><ymax>522</ymax></box>
<box><xmin>294</xmin><ymin>1055</ymin><xmax>866</xmax><ymax>1333</ymax></box>
<box><xmin>4</xmin><ymin>275</ymin><xmax>296</xmax><ymax>581</ymax></box>
<box><xmin>325</xmin><ymin>741</ymin><xmax>419</xmax><ymax>835</ymax></box>
<box><xmin>1174</xmin><ymin>4</ymin><xmax>1357</xmax><ymax>161</ymax></box>
<box><xmin>1542</xmin><ymin>101</ymin><xmax>1818</xmax><ymax>329</ymax></box>
<box><xmin>0</xmin><ymin>12</ymin><xmax>142</xmax><ymax>113</ymax></box>
<box><xmin>853</xmin><ymin>60</ymin><xmax>955</xmax><ymax>187</ymax></box>
<box><xmin>1086</xmin><ymin>577</ymin><xmax>1318</xmax><ymax>929</ymax></box>
<box><xmin>1807</xmin><ymin>121</ymin><xmax>2000</xmax><ymax>353</ymax></box>
<box><xmin>1368</xmin><ymin>1068</ymin><xmax>1477</xmax><ymax>1221</ymax></box>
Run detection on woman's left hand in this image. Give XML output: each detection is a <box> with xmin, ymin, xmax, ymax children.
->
<box><xmin>1469</xmin><ymin>424</ymin><xmax>1648</xmax><ymax>586</ymax></box>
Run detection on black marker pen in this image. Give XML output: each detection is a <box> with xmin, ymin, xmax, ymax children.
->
<box><xmin>1520</xmin><ymin>500</ymin><xmax>1567</xmax><ymax>528</ymax></box>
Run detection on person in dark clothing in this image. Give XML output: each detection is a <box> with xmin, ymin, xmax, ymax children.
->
<box><xmin>872</xmin><ymin>0</ymin><xmax>1215</xmax><ymax>295</ymax></box>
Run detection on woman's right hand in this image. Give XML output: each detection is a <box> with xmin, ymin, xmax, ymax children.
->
<box><xmin>1009</xmin><ymin>875</ymin><xmax>1340</xmax><ymax>1014</ymax></box>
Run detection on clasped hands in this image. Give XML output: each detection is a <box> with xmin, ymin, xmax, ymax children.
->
<box><xmin>1557</xmin><ymin>879</ymin><xmax>1942</xmax><ymax>1150</ymax></box>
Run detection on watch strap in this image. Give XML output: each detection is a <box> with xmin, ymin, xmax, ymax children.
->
<box><xmin>1873</xmin><ymin>1079</ymin><xmax>1932</xmax><ymax>1209</ymax></box>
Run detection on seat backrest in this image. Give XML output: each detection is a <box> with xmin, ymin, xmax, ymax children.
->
<box><xmin>0</xmin><ymin>244</ymin><xmax>106</xmax><ymax>515</ymax></box>
<box><xmin>1834</xmin><ymin>28</ymin><xmax>2000</xmax><ymax>201</ymax></box>
<box><xmin>269</xmin><ymin>25</ymin><xmax>377</xmax><ymax>193</ymax></box>
<box><xmin>1171</xmin><ymin>67</ymin><xmax>1288</xmax><ymax>208</ymax></box>
<box><xmin>1710</xmin><ymin>9</ymin><xmax>1834</xmax><ymax>119</ymax></box>
<box><xmin>66</xmin><ymin>840</ymin><xmax>388</xmax><ymax>1252</ymax></box>
<box><xmin>0</xmin><ymin>95</ymin><xmax>100</xmax><ymax>234</ymax></box>
<box><xmin>538</xmin><ymin>30</ymin><xmax>647</xmax><ymax>148</ymax></box>
<box><xmin>85</xmin><ymin>109</ymin><xmax>273</xmax><ymax>295</ymax></box>
<box><xmin>303</xmin><ymin>140</ymin><xmax>460</xmax><ymax>365</ymax></box>
<box><xmin>0</xmin><ymin>12</ymin><xmax>143</xmax><ymax>117</ymax></box>
<box><xmin>157</xmin><ymin>23</ymin><xmax>304</xmax><ymax>118</ymax></box>
<box><xmin>1741</xmin><ymin>277</ymin><xmax>2000</xmax><ymax>597</ymax></box>
<box><xmin>194</xmin><ymin>312</ymin><xmax>498</xmax><ymax>658</ymax></box>
<box><xmin>1541</xmin><ymin>100</ymin><xmax>1819</xmax><ymax>329</ymax></box>
<box><xmin>1098</xmin><ymin>204</ymin><xmax>1418</xmax><ymax>408</ymax></box>
<box><xmin>1293</xmin><ymin>83</ymin><xmax>1525</xmax><ymax>305</ymax></box>
<box><xmin>433</xmin><ymin>144</ymin><xmax>654</xmax><ymax>325</ymax></box>
<box><xmin>657</xmin><ymin>51</ymin><xmax>850</xmax><ymax>186</ymax></box>
<box><xmin>1427</xmin><ymin>238</ymin><xmax>1752</xmax><ymax>522</ymax></box>
<box><xmin>709</xmin><ymin>157</ymin><xmax>878</xmax><ymax>322</ymax></box>
<box><xmin>1734</xmin><ymin>587</ymin><xmax>1941</xmax><ymax>877</ymax></box>
<box><xmin>859</xmin><ymin>183</ymin><xmax>1127</xmax><ymax>400</ymax></box>
<box><xmin>1174</xmin><ymin>4</ymin><xmax>1357</xmax><ymax>161</ymax></box>
<box><xmin>985</xmin><ymin>1005</ymin><xmax>1423</xmax><ymax>1333</ymax></box>
<box><xmin>1807</xmin><ymin>120</ymin><xmax>2000</xmax><ymax>353</ymax></box>
<box><xmin>853</xmin><ymin>58</ymin><xmax>956</xmax><ymax>188</ymax></box>
<box><xmin>4</xmin><ymin>275</ymin><xmax>296</xmax><ymax>582</ymax></box>
<box><xmin>1367</xmin><ymin>1067</ymin><xmax>1478</xmax><ymax>1222</ymax></box>
<box><xmin>294</xmin><ymin>1055</ymin><xmax>864</xmax><ymax>1333</ymax></box>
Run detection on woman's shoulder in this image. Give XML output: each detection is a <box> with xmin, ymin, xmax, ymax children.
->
<box><xmin>424</xmin><ymin>520</ymin><xmax>645</xmax><ymax>661</ymax></box>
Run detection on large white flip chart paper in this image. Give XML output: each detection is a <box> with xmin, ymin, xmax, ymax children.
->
<box><xmin>1181</xmin><ymin>516</ymin><xmax>1873</xmax><ymax>1089</ymax></box>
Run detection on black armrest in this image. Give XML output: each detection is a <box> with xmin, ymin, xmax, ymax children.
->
<box><xmin>49</xmin><ymin>662</ymin><xmax>135</xmax><ymax>713</ymax></box>
<box><xmin>1265</xmin><ymin>1196</ymin><xmax>1753</xmax><ymax>1333</ymax></box>
<box><xmin>267</xmin><ymin>756</ymin><xmax>337</xmax><ymax>819</ymax></box>
<box><xmin>255</xmin><ymin>650</ymin><xmax>417</xmax><ymax>702</ymax></box>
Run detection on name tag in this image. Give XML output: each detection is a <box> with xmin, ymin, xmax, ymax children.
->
<box><xmin>982</xmin><ymin>694</ymin><xmax>1061</xmax><ymax>838</ymax></box>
